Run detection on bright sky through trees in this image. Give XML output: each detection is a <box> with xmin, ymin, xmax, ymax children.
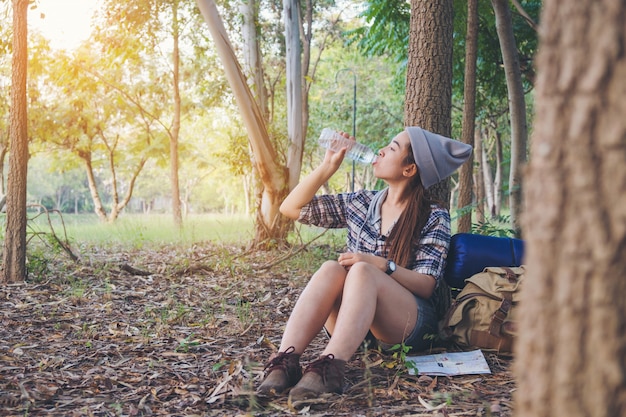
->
<box><xmin>28</xmin><ymin>0</ymin><xmax>100</xmax><ymax>50</ymax></box>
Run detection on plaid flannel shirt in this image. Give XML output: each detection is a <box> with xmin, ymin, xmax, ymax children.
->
<box><xmin>297</xmin><ymin>190</ymin><xmax>451</xmax><ymax>287</ymax></box>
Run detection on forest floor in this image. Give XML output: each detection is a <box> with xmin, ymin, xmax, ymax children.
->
<box><xmin>0</xmin><ymin>242</ymin><xmax>515</xmax><ymax>416</ymax></box>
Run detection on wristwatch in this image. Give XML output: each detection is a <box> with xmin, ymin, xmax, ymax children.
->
<box><xmin>385</xmin><ymin>260</ymin><xmax>397</xmax><ymax>275</ymax></box>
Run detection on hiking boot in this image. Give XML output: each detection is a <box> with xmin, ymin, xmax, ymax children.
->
<box><xmin>257</xmin><ymin>346</ymin><xmax>302</xmax><ymax>396</ymax></box>
<box><xmin>288</xmin><ymin>354</ymin><xmax>346</xmax><ymax>404</ymax></box>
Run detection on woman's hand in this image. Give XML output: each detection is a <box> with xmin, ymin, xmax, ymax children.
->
<box><xmin>337</xmin><ymin>252</ymin><xmax>387</xmax><ymax>272</ymax></box>
<box><xmin>280</xmin><ymin>131</ymin><xmax>352</xmax><ymax>220</ymax></box>
<box><xmin>322</xmin><ymin>131</ymin><xmax>352</xmax><ymax>168</ymax></box>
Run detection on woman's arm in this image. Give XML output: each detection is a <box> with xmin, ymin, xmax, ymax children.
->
<box><xmin>280</xmin><ymin>146</ymin><xmax>347</xmax><ymax>220</ymax></box>
<box><xmin>337</xmin><ymin>252</ymin><xmax>437</xmax><ymax>298</ymax></box>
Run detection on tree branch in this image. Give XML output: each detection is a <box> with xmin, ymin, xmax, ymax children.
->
<box><xmin>510</xmin><ymin>0</ymin><xmax>537</xmax><ymax>31</ymax></box>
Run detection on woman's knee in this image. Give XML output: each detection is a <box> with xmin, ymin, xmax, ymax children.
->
<box><xmin>309</xmin><ymin>260</ymin><xmax>346</xmax><ymax>288</ymax></box>
<box><xmin>344</xmin><ymin>262</ymin><xmax>379</xmax><ymax>285</ymax></box>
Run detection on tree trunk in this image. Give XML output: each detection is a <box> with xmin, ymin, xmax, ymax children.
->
<box><xmin>81</xmin><ymin>154</ymin><xmax>108</xmax><ymax>222</ymax></box>
<box><xmin>0</xmin><ymin>146</ymin><xmax>7</xmax><ymax>195</ymax></box>
<box><xmin>300</xmin><ymin>0</ymin><xmax>313</xmax><ymax>142</ymax></box>
<box><xmin>457</xmin><ymin>0</ymin><xmax>478</xmax><ymax>233</ymax></box>
<box><xmin>170</xmin><ymin>0</ymin><xmax>183</xmax><ymax>228</ymax></box>
<box><xmin>241</xmin><ymin>0</ymin><xmax>269</xmax><ymax>120</ymax></box>
<box><xmin>491</xmin><ymin>0</ymin><xmax>527</xmax><ymax>236</ymax></box>
<box><xmin>473</xmin><ymin>128</ymin><xmax>485</xmax><ymax>225</ymax></box>
<box><xmin>2</xmin><ymin>0</ymin><xmax>29</xmax><ymax>284</ymax></box>
<box><xmin>481</xmin><ymin>132</ymin><xmax>495</xmax><ymax>217</ymax></box>
<box><xmin>284</xmin><ymin>0</ymin><xmax>304</xmax><ymax>192</ymax></box>
<box><xmin>196</xmin><ymin>0</ymin><xmax>289</xmax><ymax>247</ymax></box>
<box><xmin>516</xmin><ymin>0</ymin><xmax>626</xmax><ymax>416</ymax></box>
<box><xmin>405</xmin><ymin>0</ymin><xmax>453</xmax><ymax>205</ymax></box>
<box><xmin>493</xmin><ymin>129</ymin><xmax>502</xmax><ymax>217</ymax></box>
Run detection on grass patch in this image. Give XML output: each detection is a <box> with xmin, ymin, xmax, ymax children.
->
<box><xmin>17</xmin><ymin>212</ymin><xmax>255</xmax><ymax>247</ymax></box>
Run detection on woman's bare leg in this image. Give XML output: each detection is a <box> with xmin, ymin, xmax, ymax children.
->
<box><xmin>321</xmin><ymin>262</ymin><xmax>418</xmax><ymax>361</ymax></box>
<box><xmin>278</xmin><ymin>261</ymin><xmax>347</xmax><ymax>354</ymax></box>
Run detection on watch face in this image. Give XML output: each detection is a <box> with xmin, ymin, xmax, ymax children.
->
<box><xmin>387</xmin><ymin>260</ymin><xmax>396</xmax><ymax>274</ymax></box>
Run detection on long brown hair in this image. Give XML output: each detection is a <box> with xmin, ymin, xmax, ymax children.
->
<box><xmin>386</xmin><ymin>143</ymin><xmax>434</xmax><ymax>268</ymax></box>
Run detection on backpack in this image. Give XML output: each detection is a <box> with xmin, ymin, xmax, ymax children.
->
<box><xmin>440</xmin><ymin>266</ymin><xmax>525</xmax><ymax>354</ymax></box>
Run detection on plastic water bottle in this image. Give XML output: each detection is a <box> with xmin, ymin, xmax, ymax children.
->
<box><xmin>317</xmin><ymin>128</ymin><xmax>377</xmax><ymax>163</ymax></box>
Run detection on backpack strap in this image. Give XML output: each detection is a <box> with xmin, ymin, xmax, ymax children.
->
<box><xmin>489</xmin><ymin>266</ymin><xmax>521</xmax><ymax>336</ymax></box>
<box><xmin>470</xmin><ymin>330</ymin><xmax>514</xmax><ymax>353</ymax></box>
<box><xmin>489</xmin><ymin>291</ymin><xmax>513</xmax><ymax>337</ymax></box>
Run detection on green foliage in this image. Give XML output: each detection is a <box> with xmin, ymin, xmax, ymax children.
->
<box><xmin>347</xmin><ymin>0</ymin><xmax>410</xmax><ymax>62</ymax></box>
<box><xmin>25</xmin><ymin>247</ymin><xmax>51</xmax><ymax>282</ymax></box>
<box><xmin>472</xmin><ymin>214</ymin><xmax>517</xmax><ymax>237</ymax></box>
<box><xmin>176</xmin><ymin>333</ymin><xmax>200</xmax><ymax>353</ymax></box>
<box><xmin>306</xmin><ymin>43</ymin><xmax>404</xmax><ymax>191</ymax></box>
<box><xmin>383</xmin><ymin>341</ymin><xmax>418</xmax><ymax>375</ymax></box>
<box><xmin>348</xmin><ymin>0</ymin><xmax>540</xmax><ymax>139</ymax></box>
<box><xmin>451</xmin><ymin>0</ymin><xmax>540</xmax><ymax>124</ymax></box>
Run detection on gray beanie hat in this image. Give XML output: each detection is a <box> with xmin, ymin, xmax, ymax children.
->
<box><xmin>406</xmin><ymin>126</ymin><xmax>473</xmax><ymax>189</ymax></box>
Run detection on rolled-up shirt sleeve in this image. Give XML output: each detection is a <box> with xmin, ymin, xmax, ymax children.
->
<box><xmin>411</xmin><ymin>208</ymin><xmax>451</xmax><ymax>283</ymax></box>
<box><xmin>297</xmin><ymin>193</ymin><xmax>353</xmax><ymax>229</ymax></box>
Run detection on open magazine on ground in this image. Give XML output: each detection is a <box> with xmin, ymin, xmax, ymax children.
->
<box><xmin>406</xmin><ymin>349</ymin><xmax>491</xmax><ymax>376</ymax></box>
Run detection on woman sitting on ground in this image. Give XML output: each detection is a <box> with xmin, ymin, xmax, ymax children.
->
<box><xmin>257</xmin><ymin>126</ymin><xmax>472</xmax><ymax>405</ymax></box>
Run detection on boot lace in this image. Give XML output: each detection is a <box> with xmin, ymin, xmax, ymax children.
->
<box><xmin>303</xmin><ymin>354</ymin><xmax>336</xmax><ymax>383</ymax></box>
<box><xmin>263</xmin><ymin>346</ymin><xmax>296</xmax><ymax>373</ymax></box>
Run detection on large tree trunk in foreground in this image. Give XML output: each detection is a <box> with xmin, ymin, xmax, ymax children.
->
<box><xmin>515</xmin><ymin>0</ymin><xmax>626</xmax><ymax>416</ymax></box>
<box><xmin>2</xmin><ymin>0</ymin><xmax>29</xmax><ymax>284</ymax></box>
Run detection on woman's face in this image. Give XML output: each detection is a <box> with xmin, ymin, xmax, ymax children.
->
<box><xmin>372</xmin><ymin>131</ymin><xmax>415</xmax><ymax>182</ymax></box>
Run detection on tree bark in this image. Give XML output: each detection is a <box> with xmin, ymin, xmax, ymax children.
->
<box><xmin>516</xmin><ymin>0</ymin><xmax>626</xmax><ymax>416</ymax></box>
<box><xmin>491</xmin><ymin>0</ymin><xmax>527</xmax><ymax>236</ymax></box>
<box><xmin>481</xmin><ymin>132</ymin><xmax>495</xmax><ymax>217</ymax></box>
<box><xmin>284</xmin><ymin>0</ymin><xmax>304</xmax><ymax>192</ymax></box>
<box><xmin>170</xmin><ymin>0</ymin><xmax>183</xmax><ymax>228</ymax></box>
<box><xmin>405</xmin><ymin>0</ymin><xmax>453</xmax><ymax>205</ymax></box>
<box><xmin>493</xmin><ymin>129</ymin><xmax>503</xmax><ymax>217</ymax></box>
<box><xmin>457</xmin><ymin>0</ymin><xmax>478</xmax><ymax>233</ymax></box>
<box><xmin>196</xmin><ymin>0</ymin><xmax>289</xmax><ymax>247</ymax></box>
<box><xmin>473</xmin><ymin>128</ymin><xmax>485</xmax><ymax>225</ymax></box>
<box><xmin>2</xmin><ymin>0</ymin><xmax>29</xmax><ymax>284</ymax></box>
<box><xmin>241</xmin><ymin>0</ymin><xmax>269</xmax><ymax>120</ymax></box>
<box><xmin>0</xmin><ymin>146</ymin><xmax>6</xmax><ymax>195</ymax></box>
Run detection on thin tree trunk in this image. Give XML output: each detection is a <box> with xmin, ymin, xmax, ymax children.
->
<box><xmin>493</xmin><ymin>130</ymin><xmax>502</xmax><ymax>217</ymax></box>
<box><xmin>491</xmin><ymin>0</ymin><xmax>527</xmax><ymax>236</ymax></box>
<box><xmin>81</xmin><ymin>155</ymin><xmax>108</xmax><ymax>222</ymax></box>
<box><xmin>170</xmin><ymin>0</ymin><xmax>183</xmax><ymax>228</ymax></box>
<box><xmin>0</xmin><ymin>146</ymin><xmax>7</xmax><ymax>195</ymax></box>
<box><xmin>284</xmin><ymin>0</ymin><xmax>304</xmax><ymax>192</ymax></box>
<box><xmin>482</xmin><ymin>131</ymin><xmax>495</xmax><ymax>218</ymax></box>
<box><xmin>516</xmin><ymin>0</ymin><xmax>626</xmax><ymax>415</ymax></box>
<box><xmin>300</xmin><ymin>0</ymin><xmax>313</xmax><ymax>141</ymax></box>
<box><xmin>2</xmin><ymin>0</ymin><xmax>29</xmax><ymax>283</ymax></box>
<box><xmin>457</xmin><ymin>0</ymin><xmax>478</xmax><ymax>233</ymax></box>
<box><xmin>473</xmin><ymin>128</ymin><xmax>485</xmax><ymax>225</ymax></box>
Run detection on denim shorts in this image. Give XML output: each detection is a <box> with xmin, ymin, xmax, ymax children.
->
<box><xmin>377</xmin><ymin>295</ymin><xmax>438</xmax><ymax>353</ymax></box>
<box><xmin>324</xmin><ymin>295</ymin><xmax>438</xmax><ymax>353</ymax></box>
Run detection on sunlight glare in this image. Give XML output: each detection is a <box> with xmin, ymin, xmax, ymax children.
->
<box><xmin>29</xmin><ymin>0</ymin><xmax>100</xmax><ymax>50</ymax></box>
